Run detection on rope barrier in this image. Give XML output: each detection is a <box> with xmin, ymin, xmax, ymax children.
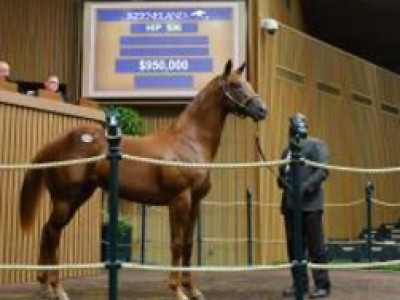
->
<box><xmin>121</xmin><ymin>262</ymin><xmax>292</xmax><ymax>271</ymax></box>
<box><xmin>122</xmin><ymin>153</ymin><xmax>289</xmax><ymax>169</ymax></box>
<box><xmin>0</xmin><ymin>154</ymin><xmax>106</xmax><ymax>170</ymax></box>
<box><xmin>202</xmin><ymin>200</ymin><xmax>366</xmax><ymax>208</ymax></box>
<box><xmin>302</xmin><ymin>158</ymin><xmax>400</xmax><ymax>174</ymax></box>
<box><xmin>326</xmin><ymin>199</ymin><xmax>365</xmax><ymax>207</ymax></box>
<box><xmin>1</xmin><ymin>152</ymin><xmax>400</xmax><ymax>177</ymax></box>
<box><xmin>372</xmin><ymin>198</ymin><xmax>400</xmax><ymax>207</ymax></box>
<box><xmin>0</xmin><ymin>263</ymin><xmax>105</xmax><ymax>270</ymax></box>
<box><xmin>129</xmin><ymin>238</ymin><xmax>399</xmax><ymax>246</ymax></box>
<box><xmin>310</xmin><ymin>259</ymin><xmax>400</xmax><ymax>270</ymax></box>
<box><xmin>0</xmin><ymin>258</ymin><xmax>399</xmax><ymax>272</ymax></box>
<box><xmin>326</xmin><ymin>240</ymin><xmax>366</xmax><ymax>245</ymax></box>
<box><xmin>372</xmin><ymin>241</ymin><xmax>400</xmax><ymax>247</ymax></box>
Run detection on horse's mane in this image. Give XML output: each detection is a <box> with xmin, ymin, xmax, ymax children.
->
<box><xmin>185</xmin><ymin>76</ymin><xmax>221</xmax><ymax>112</ymax></box>
<box><xmin>170</xmin><ymin>76</ymin><xmax>222</xmax><ymax>133</ymax></box>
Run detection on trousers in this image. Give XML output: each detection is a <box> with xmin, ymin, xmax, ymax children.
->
<box><xmin>283</xmin><ymin>210</ymin><xmax>331</xmax><ymax>290</ymax></box>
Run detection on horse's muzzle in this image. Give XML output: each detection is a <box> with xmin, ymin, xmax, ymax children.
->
<box><xmin>248</xmin><ymin>99</ymin><xmax>268</xmax><ymax>122</ymax></box>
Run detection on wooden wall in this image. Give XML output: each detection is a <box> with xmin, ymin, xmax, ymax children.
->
<box><xmin>0</xmin><ymin>91</ymin><xmax>104</xmax><ymax>284</ymax></box>
<box><xmin>257</xmin><ymin>25</ymin><xmax>400</xmax><ymax>262</ymax></box>
<box><xmin>0</xmin><ymin>0</ymin><xmax>81</xmax><ymax>100</ymax></box>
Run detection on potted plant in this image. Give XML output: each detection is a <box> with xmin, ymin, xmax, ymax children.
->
<box><xmin>103</xmin><ymin>105</ymin><xmax>143</xmax><ymax>136</ymax></box>
<box><xmin>101</xmin><ymin>216</ymin><xmax>132</xmax><ymax>262</ymax></box>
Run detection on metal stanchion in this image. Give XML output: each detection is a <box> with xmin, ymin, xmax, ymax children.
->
<box><xmin>365</xmin><ymin>181</ymin><xmax>374</xmax><ymax>262</ymax></box>
<box><xmin>106</xmin><ymin>112</ymin><xmax>122</xmax><ymax>300</ymax></box>
<box><xmin>289</xmin><ymin>113</ymin><xmax>308</xmax><ymax>300</ymax></box>
<box><xmin>197</xmin><ymin>208</ymin><xmax>202</xmax><ymax>266</ymax></box>
<box><xmin>141</xmin><ymin>204</ymin><xmax>146</xmax><ymax>264</ymax></box>
<box><xmin>247</xmin><ymin>186</ymin><xmax>253</xmax><ymax>265</ymax></box>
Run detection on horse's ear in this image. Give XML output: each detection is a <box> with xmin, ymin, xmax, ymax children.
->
<box><xmin>236</xmin><ymin>62</ymin><xmax>246</xmax><ymax>75</ymax></box>
<box><xmin>223</xmin><ymin>59</ymin><xmax>233</xmax><ymax>77</ymax></box>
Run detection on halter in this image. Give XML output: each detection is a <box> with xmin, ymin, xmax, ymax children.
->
<box><xmin>219</xmin><ymin>77</ymin><xmax>260</xmax><ymax>117</ymax></box>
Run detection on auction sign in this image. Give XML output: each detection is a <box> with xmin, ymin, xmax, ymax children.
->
<box><xmin>82</xmin><ymin>2</ymin><xmax>246</xmax><ymax>99</ymax></box>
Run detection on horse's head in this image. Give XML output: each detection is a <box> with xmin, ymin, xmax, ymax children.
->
<box><xmin>219</xmin><ymin>59</ymin><xmax>268</xmax><ymax>122</ymax></box>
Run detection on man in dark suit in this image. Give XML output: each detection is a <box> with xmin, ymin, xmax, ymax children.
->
<box><xmin>278</xmin><ymin>114</ymin><xmax>331</xmax><ymax>298</ymax></box>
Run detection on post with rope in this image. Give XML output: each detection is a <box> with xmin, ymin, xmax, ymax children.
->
<box><xmin>247</xmin><ymin>186</ymin><xmax>253</xmax><ymax>265</ymax></box>
<box><xmin>106</xmin><ymin>112</ymin><xmax>122</xmax><ymax>300</ymax></box>
<box><xmin>289</xmin><ymin>113</ymin><xmax>308</xmax><ymax>300</ymax></box>
<box><xmin>365</xmin><ymin>181</ymin><xmax>374</xmax><ymax>263</ymax></box>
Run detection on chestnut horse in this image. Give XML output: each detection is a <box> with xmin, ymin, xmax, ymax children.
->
<box><xmin>19</xmin><ymin>60</ymin><xmax>267</xmax><ymax>300</ymax></box>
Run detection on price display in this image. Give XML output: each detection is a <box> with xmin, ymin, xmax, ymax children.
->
<box><xmin>82</xmin><ymin>2</ymin><xmax>245</xmax><ymax>100</ymax></box>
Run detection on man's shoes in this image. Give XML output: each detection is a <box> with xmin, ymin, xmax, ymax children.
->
<box><xmin>309</xmin><ymin>288</ymin><xmax>330</xmax><ymax>298</ymax></box>
<box><xmin>282</xmin><ymin>286</ymin><xmax>309</xmax><ymax>297</ymax></box>
<box><xmin>282</xmin><ymin>286</ymin><xmax>295</xmax><ymax>297</ymax></box>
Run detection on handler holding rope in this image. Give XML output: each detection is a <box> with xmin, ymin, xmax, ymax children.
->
<box><xmin>278</xmin><ymin>113</ymin><xmax>331</xmax><ymax>298</ymax></box>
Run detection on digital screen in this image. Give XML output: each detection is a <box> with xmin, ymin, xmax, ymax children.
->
<box><xmin>82</xmin><ymin>2</ymin><xmax>246</xmax><ymax>100</ymax></box>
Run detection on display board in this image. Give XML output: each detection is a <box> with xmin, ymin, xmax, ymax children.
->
<box><xmin>82</xmin><ymin>1</ymin><xmax>246</xmax><ymax>99</ymax></box>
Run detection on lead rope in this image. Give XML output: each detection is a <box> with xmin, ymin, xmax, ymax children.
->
<box><xmin>255</xmin><ymin>134</ymin><xmax>293</xmax><ymax>192</ymax></box>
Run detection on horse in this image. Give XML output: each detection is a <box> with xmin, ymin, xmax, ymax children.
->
<box><xmin>19</xmin><ymin>59</ymin><xmax>268</xmax><ymax>300</ymax></box>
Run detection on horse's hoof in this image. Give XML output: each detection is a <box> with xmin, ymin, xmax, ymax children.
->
<box><xmin>175</xmin><ymin>287</ymin><xmax>190</xmax><ymax>300</ymax></box>
<box><xmin>191</xmin><ymin>293</ymin><xmax>205</xmax><ymax>300</ymax></box>
<box><xmin>186</xmin><ymin>288</ymin><xmax>205</xmax><ymax>300</ymax></box>
<box><xmin>35</xmin><ymin>288</ymin><xmax>56</xmax><ymax>299</ymax></box>
<box><xmin>54</xmin><ymin>291</ymin><xmax>70</xmax><ymax>300</ymax></box>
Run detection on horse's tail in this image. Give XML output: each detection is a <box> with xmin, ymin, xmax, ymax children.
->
<box><xmin>19</xmin><ymin>153</ymin><xmax>45</xmax><ymax>231</ymax></box>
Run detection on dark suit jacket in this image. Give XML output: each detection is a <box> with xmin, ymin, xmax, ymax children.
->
<box><xmin>277</xmin><ymin>137</ymin><xmax>329</xmax><ymax>213</ymax></box>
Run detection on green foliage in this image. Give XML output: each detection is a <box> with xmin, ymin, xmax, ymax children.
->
<box><xmin>104</xmin><ymin>105</ymin><xmax>143</xmax><ymax>136</ymax></box>
<box><xmin>102</xmin><ymin>213</ymin><xmax>132</xmax><ymax>240</ymax></box>
<box><xmin>116</xmin><ymin>218</ymin><xmax>132</xmax><ymax>238</ymax></box>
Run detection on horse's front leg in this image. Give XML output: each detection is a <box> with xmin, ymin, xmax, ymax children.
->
<box><xmin>181</xmin><ymin>201</ymin><xmax>204</xmax><ymax>300</ymax></box>
<box><xmin>168</xmin><ymin>191</ymin><xmax>191</xmax><ymax>300</ymax></box>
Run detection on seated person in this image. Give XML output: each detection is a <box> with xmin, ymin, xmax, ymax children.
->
<box><xmin>0</xmin><ymin>61</ymin><xmax>18</xmax><ymax>92</ymax></box>
<box><xmin>37</xmin><ymin>75</ymin><xmax>63</xmax><ymax>101</ymax></box>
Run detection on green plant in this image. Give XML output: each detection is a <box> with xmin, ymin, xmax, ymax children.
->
<box><xmin>102</xmin><ymin>214</ymin><xmax>132</xmax><ymax>241</ymax></box>
<box><xmin>116</xmin><ymin>218</ymin><xmax>131</xmax><ymax>238</ymax></box>
<box><xmin>104</xmin><ymin>105</ymin><xmax>143</xmax><ymax>136</ymax></box>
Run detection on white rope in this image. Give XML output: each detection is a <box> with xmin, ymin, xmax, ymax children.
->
<box><xmin>122</xmin><ymin>153</ymin><xmax>289</xmax><ymax>169</ymax></box>
<box><xmin>0</xmin><ymin>263</ymin><xmax>105</xmax><ymax>270</ymax></box>
<box><xmin>371</xmin><ymin>198</ymin><xmax>400</xmax><ymax>207</ymax></box>
<box><xmin>310</xmin><ymin>259</ymin><xmax>400</xmax><ymax>270</ymax></box>
<box><xmin>326</xmin><ymin>199</ymin><xmax>365</xmax><ymax>207</ymax></box>
<box><xmin>372</xmin><ymin>241</ymin><xmax>400</xmax><ymax>247</ymax></box>
<box><xmin>202</xmin><ymin>200</ymin><xmax>365</xmax><ymax>208</ymax></box>
<box><xmin>326</xmin><ymin>240</ymin><xmax>366</xmax><ymax>245</ymax></box>
<box><xmin>302</xmin><ymin>158</ymin><xmax>400</xmax><ymax>174</ymax></box>
<box><xmin>121</xmin><ymin>262</ymin><xmax>292</xmax><ymax>272</ymax></box>
<box><xmin>0</xmin><ymin>259</ymin><xmax>398</xmax><ymax>272</ymax></box>
<box><xmin>202</xmin><ymin>201</ymin><xmax>249</xmax><ymax>206</ymax></box>
<box><xmin>0</xmin><ymin>154</ymin><xmax>106</xmax><ymax>170</ymax></box>
<box><xmin>202</xmin><ymin>237</ymin><xmax>249</xmax><ymax>243</ymax></box>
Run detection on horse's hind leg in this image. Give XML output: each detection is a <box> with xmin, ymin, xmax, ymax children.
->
<box><xmin>181</xmin><ymin>201</ymin><xmax>204</xmax><ymax>300</ymax></box>
<box><xmin>37</xmin><ymin>199</ymin><xmax>83</xmax><ymax>300</ymax></box>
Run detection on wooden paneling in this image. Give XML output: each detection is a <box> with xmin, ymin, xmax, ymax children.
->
<box><xmin>257</xmin><ymin>24</ymin><xmax>400</xmax><ymax>262</ymax></box>
<box><xmin>0</xmin><ymin>0</ymin><xmax>80</xmax><ymax>100</ymax></box>
<box><xmin>0</xmin><ymin>91</ymin><xmax>104</xmax><ymax>284</ymax></box>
